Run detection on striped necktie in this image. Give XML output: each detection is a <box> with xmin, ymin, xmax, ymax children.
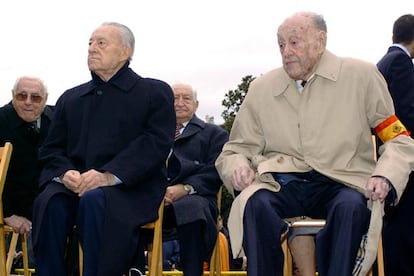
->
<box><xmin>175</xmin><ymin>124</ymin><xmax>184</xmax><ymax>139</ymax></box>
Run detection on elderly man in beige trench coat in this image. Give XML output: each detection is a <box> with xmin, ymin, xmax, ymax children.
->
<box><xmin>215</xmin><ymin>11</ymin><xmax>414</xmax><ymax>276</ymax></box>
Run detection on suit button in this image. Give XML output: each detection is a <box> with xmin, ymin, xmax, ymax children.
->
<box><xmin>277</xmin><ymin>156</ymin><xmax>284</xmax><ymax>163</ymax></box>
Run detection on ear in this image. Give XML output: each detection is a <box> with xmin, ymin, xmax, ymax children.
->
<box><xmin>316</xmin><ymin>31</ymin><xmax>327</xmax><ymax>53</ymax></box>
<box><xmin>408</xmin><ymin>40</ymin><xmax>414</xmax><ymax>58</ymax></box>
<box><xmin>121</xmin><ymin>46</ymin><xmax>132</xmax><ymax>61</ymax></box>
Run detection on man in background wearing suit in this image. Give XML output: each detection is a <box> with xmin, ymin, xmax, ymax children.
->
<box><xmin>377</xmin><ymin>13</ymin><xmax>414</xmax><ymax>275</ymax></box>
<box><xmin>163</xmin><ymin>83</ymin><xmax>228</xmax><ymax>275</ymax></box>
<box><xmin>0</xmin><ymin>76</ymin><xmax>53</xmax><ymax>266</ymax></box>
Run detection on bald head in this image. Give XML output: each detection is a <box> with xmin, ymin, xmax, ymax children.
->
<box><xmin>277</xmin><ymin>11</ymin><xmax>328</xmax><ymax>80</ymax></box>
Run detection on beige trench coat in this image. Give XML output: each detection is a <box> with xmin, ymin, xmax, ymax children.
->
<box><xmin>216</xmin><ymin>50</ymin><xmax>414</xmax><ymax>275</ymax></box>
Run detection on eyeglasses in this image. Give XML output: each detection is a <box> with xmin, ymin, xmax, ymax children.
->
<box><xmin>14</xmin><ymin>93</ymin><xmax>44</xmax><ymax>104</ymax></box>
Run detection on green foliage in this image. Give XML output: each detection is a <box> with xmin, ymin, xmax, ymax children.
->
<box><xmin>219</xmin><ymin>75</ymin><xmax>255</xmax><ymax>226</ymax></box>
<box><xmin>220</xmin><ymin>75</ymin><xmax>255</xmax><ymax>132</ymax></box>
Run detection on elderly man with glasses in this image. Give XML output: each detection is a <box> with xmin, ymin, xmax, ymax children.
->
<box><xmin>0</xmin><ymin>75</ymin><xmax>54</xmax><ymax>267</ymax></box>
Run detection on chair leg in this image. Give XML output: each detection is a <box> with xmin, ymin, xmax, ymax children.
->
<box><xmin>377</xmin><ymin>235</ymin><xmax>384</xmax><ymax>276</ymax></box>
<box><xmin>4</xmin><ymin>232</ymin><xmax>29</xmax><ymax>276</ymax></box>
<box><xmin>215</xmin><ymin>238</ymin><xmax>222</xmax><ymax>276</ymax></box>
<box><xmin>21</xmin><ymin>233</ymin><xmax>29</xmax><ymax>276</ymax></box>
<box><xmin>209</xmin><ymin>234</ymin><xmax>221</xmax><ymax>276</ymax></box>
<box><xmin>0</xmin><ymin>228</ymin><xmax>7</xmax><ymax>276</ymax></box>
<box><xmin>147</xmin><ymin>203</ymin><xmax>164</xmax><ymax>276</ymax></box>
<box><xmin>79</xmin><ymin>244</ymin><xmax>83</xmax><ymax>276</ymax></box>
<box><xmin>282</xmin><ymin>237</ymin><xmax>292</xmax><ymax>276</ymax></box>
<box><xmin>208</xmin><ymin>242</ymin><xmax>216</xmax><ymax>276</ymax></box>
<box><xmin>6</xmin><ymin>232</ymin><xmax>18</xmax><ymax>274</ymax></box>
<box><xmin>367</xmin><ymin>234</ymin><xmax>385</xmax><ymax>276</ymax></box>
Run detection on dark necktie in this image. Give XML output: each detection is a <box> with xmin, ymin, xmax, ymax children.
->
<box><xmin>175</xmin><ymin>124</ymin><xmax>184</xmax><ymax>139</ymax></box>
<box><xmin>30</xmin><ymin>121</ymin><xmax>40</xmax><ymax>133</ymax></box>
<box><xmin>301</xmin><ymin>80</ymin><xmax>307</xmax><ymax>88</ymax></box>
<box><xmin>24</xmin><ymin>121</ymin><xmax>40</xmax><ymax>145</ymax></box>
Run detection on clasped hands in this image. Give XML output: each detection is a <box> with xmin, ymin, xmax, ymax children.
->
<box><xmin>231</xmin><ymin>165</ymin><xmax>390</xmax><ymax>202</ymax></box>
<box><xmin>61</xmin><ymin>169</ymin><xmax>115</xmax><ymax>196</ymax></box>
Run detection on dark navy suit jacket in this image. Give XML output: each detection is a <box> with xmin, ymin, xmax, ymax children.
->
<box><xmin>33</xmin><ymin>62</ymin><xmax>176</xmax><ymax>275</ymax></box>
<box><xmin>0</xmin><ymin>102</ymin><xmax>54</xmax><ymax>219</ymax></box>
<box><xmin>167</xmin><ymin>115</ymin><xmax>228</xmax><ymax>257</ymax></box>
<box><xmin>378</xmin><ymin>45</ymin><xmax>414</xmax><ymax>275</ymax></box>
<box><xmin>377</xmin><ymin>46</ymin><xmax>414</xmax><ymax>134</ymax></box>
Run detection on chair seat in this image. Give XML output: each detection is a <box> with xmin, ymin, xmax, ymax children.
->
<box><xmin>281</xmin><ymin>217</ymin><xmax>384</xmax><ymax>276</ymax></box>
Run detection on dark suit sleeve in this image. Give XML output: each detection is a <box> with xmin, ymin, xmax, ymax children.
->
<box><xmin>381</xmin><ymin>54</ymin><xmax>414</xmax><ymax>132</ymax></box>
<box><xmin>182</xmin><ymin>126</ymin><xmax>229</xmax><ymax>196</ymax></box>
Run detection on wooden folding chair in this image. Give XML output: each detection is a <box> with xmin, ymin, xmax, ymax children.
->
<box><xmin>1</xmin><ymin>142</ymin><xmax>30</xmax><ymax>276</ymax></box>
<box><xmin>281</xmin><ymin>218</ymin><xmax>384</xmax><ymax>276</ymax></box>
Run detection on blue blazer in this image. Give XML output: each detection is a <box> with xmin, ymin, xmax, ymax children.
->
<box><xmin>33</xmin><ymin>62</ymin><xmax>176</xmax><ymax>275</ymax></box>
<box><xmin>377</xmin><ymin>46</ymin><xmax>414</xmax><ymax>134</ymax></box>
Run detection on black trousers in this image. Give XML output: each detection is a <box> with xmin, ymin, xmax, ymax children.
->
<box><xmin>242</xmin><ymin>171</ymin><xmax>370</xmax><ymax>276</ymax></box>
<box><xmin>163</xmin><ymin>205</ymin><xmax>209</xmax><ymax>276</ymax></box>
<box><xmin>383</xmin><ymin>172</ymin><xmax>414</xmax><ymax>276</ymax></box>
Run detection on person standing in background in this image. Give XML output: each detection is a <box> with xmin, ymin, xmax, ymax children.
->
<box><xmin>377</xmin><ymin>13</ymin><xmax>414</xmax><ymax>276</ymax></box>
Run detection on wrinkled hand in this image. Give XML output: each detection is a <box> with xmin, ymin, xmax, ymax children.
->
<box><xmin>77</xmin><ymin>169</ymin><xmax>115</xmax><ymax>196</ymax></box>
<box><xmin>4</xmin><ymin>215</ymin><xmax>32</xmax><ymax>234</ymax></box>
<box><xmin>232</xmin><ymin>165</ymin><xmax>255</xmax><ymax>191</ymax></box>
<box><xmin>365</xmin><ymin>176</ymin><xmax>390</xmax><ymax>202</ymax></box>
<box><xmin>61</xmin><ymin>170</ymin><xmax>82</xmax><ymax>192</ymax></box>
<box><xmin>164</xmin><ymin>184</ymin><xmax>187</xmax><ymax>206</ymax></box>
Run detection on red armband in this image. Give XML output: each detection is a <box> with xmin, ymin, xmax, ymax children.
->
<box><xmin>374</xmin><ymin>115</ymin><xmax>410</xmax><ymax>143</ymax></box>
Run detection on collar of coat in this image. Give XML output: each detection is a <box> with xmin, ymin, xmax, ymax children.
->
<box><xmin>176</xmin><ymin>115</ymin><xmax>205</xmax><ymax>140</ymax></box>
<box><xmin>80</xmin><ymin>61</ymin><xmax>140</xmax><ymax>96</ymax></box>
<box><xmin>270</xmin><ymin>50</ymin><xmax>341</xmax><ymax>97</ymax></box>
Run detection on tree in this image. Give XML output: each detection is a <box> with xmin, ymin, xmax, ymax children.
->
<box><xmin>220</xmin><ymin>75</ymin><xmax>255</xmax><ymax>133</ymax></box>
<box><xmin>219</xmin><ymin>75</ymin><xmax>255</xmax><ymax>227</ymax></box>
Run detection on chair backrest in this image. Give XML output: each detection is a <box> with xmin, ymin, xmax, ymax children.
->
<box><xmin>0</xmin><ymin>142</ymin><xmax>13</xmax><ymax>201</ymax></box>
<box><xmin>0</xmin><ymin>142</ymin><xmax>13</xmax><ymax>275</ymax></box>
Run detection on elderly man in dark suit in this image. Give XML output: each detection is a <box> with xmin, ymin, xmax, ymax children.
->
<box><xmin>163</xmin><ymin>83</ymin><xmax>228</xmax><ymax>276</ymax></box>
<box><xmin>32</xmin><ymin>22</ymin><xmax>176</xmax><ymax>276</ymax></box>
<box><xmin>1</xmin><ymin>76</ymin><xmax>53</xmax><ymax>233</ymax></box>
<box><xmin>0</xmin><ymin>76</ymin><xmax>53</xmax><ymax>266</ymax></box>
<box><xmin>377</xmin><ymin>13</ymin><xmax>414</xmax><ymax>276</ymax></box>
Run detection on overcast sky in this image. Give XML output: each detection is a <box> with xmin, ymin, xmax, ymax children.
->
<box><xmin>1</xmin><ymin>0</ymin><xmax>411</xmax><ymax>124</ymax></box>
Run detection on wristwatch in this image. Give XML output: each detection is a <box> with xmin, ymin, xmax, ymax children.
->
<box><xmin>183</xmin><ymin>184</ymin><xmax>195</xmax><ymax>194</ymax></box>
